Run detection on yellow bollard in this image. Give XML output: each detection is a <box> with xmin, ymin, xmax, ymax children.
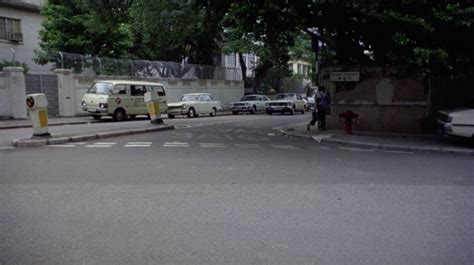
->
<box><xmin>26</xmin><ymin>93</ymin><xmax>51</xmax><ymax>137</ymax></box>
<box><xmin>144</xmin><ymin>91</ymin><xmax>163</xmax><ymax>124</ymax></box>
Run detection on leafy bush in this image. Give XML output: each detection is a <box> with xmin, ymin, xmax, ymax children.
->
<box><xmin>0</xmin><ymin>60</ymin><xmax>29</xmax><ymax>74</ymax></box>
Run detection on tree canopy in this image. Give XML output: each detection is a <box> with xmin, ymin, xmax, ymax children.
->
<box><xmin>198</xmin><ymin>0</ymin><xmax>474</xmax><ymax>78</ymax></box>
<box><xmin>37</xmin><ymin>0</ymin><xmax>473</xmax><ymax>79</ymax></box>
<box><xmin>36</xmin><ymin>0</ymin><xmax>221</xmax><ymax>66</ymax></box>
<box><xmin>36</xmin><ymin>0</ymin><xmax>133</xmax><ymax>64</ymax></box>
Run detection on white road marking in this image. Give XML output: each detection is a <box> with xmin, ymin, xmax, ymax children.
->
<box><xmin>199</xmin><ymin>143</ymin><xmax>225</xmax><ymax>148</ymax></box>
<box><xmin>272</xmin><ymin>145</ymin><xmax>300</xmax><ymax>150</ymax></box>
<box><xmin>0</xmin><ymin>146</ymin><xmax>15</xmax><ymax>150</ymax></box>
<box><xmin>126</xmin><ymin>142</ymin><xmax>152</xmax><ymax>145</ymax></box>
<box><xmin>86</xmin><ymin>144</ymin><xmax>112</xmax><ymax>148</ymax></box>
<box><xmin>94</xmin><ymin>142</ymin><xmax>116</xmax><ymax>145</ymax></box>
<box><xmin>48</xmin><ymin>144</ymin><xmax>76</xmax><ymax>148</ymax></box>
<box><xmin>124</xmin><ymin>144</ymin><xmax>151</xmax><ymax>147</ymax></box>
<box><xmin>236</xmin><ymin>144</ymin><xmax>261</xmax><ymax>149</ymax></box>
<box><xmin>163</xmin><ymin>142</ymin><xmax>189</xmax><ymax>147</ymax></box>
<box><xmin>74</xmin><ymin>142</ymin><xmax>87</xmax><ymax>145</ymax></box>
<box><xmin>338</xmin><ymin>147</ymin><xmax>375</xmax><ymax>152</ymax></box>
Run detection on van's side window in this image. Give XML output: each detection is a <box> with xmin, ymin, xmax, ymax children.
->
<box><xmin>131</xmin><ymin>85</ymin><xmax>146</xmax><ymax>96</ymax></box>
<box><xmin>112</xmin><ymin>85</ymin><xmax>127</xmax><ymax>95</ymax></box>
<box><xmin>149</xmin><ymin>86</ymin><xmax>166</xmax><ymax>96</ymax></box>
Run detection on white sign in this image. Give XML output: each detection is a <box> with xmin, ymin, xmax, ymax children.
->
<box><xmin>330</xmin><ymin>72</ymin><xmax>360</xmax><ymax>82</ymax></box>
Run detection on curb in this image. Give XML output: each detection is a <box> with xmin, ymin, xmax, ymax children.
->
<box><xmin>0</xmin><ymin>120</ymin><xmax>101</xmax><ymax>130</ymax></box>
<box><xmin>1</xmin><ymin>112</ymin><xmax>234</xmax><ymax>130</ymax></box>
<box><xmin>12</xmin><ymin>124</ymin><xmax>175</xmax><ymax>148</ymax></box>
<box><xmin>274</xmin><ymin>127</ymin><xmax>474</xmax><ymax>156</ymax></box>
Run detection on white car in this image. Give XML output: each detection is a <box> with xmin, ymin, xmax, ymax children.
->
<box><xmin>303</xmin><ymin>96</ymin><xmax>316</xmax><ymax>111</ymax></box>
<box><xmin>265</xmin><ymin>93</ymin><xmax>306</xmax><ymax>115</ymax></box>
<box><xmin>166</xmin><ymin>93</ymin><xmax>221</xmax><ymax>118</ymax></box>
<box><xmin>229</xmin><ymin>94</ymin><xmax>270</xmax><ymax>114</ymax></box>
<box><xmin>437</xmin><ymin>104</ymin><xmax>474</xmax><ymax>138</ymax></box>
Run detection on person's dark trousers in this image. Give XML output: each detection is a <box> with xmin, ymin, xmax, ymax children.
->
<box><xmin>317</xmin><ymin>109</ymin><xmax>326</xmax><ymax>130</ymax></box>
<box><xmin>309</xmin><ymin>111</ymin><xmax>318</xmax><ymax>126</ymax></box>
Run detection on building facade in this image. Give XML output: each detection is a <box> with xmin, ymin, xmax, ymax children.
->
<box><xmin>0</xmin><ymin>0</ymin><xmax>48</xmax><ymax>73</ymax></box>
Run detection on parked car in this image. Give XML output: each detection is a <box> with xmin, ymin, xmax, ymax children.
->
<box><xmin>81</xmin><ymin>80</ymin><xmax>168</xmax><ymax>121</ymax></box>
<box><xmin>229</xmin><ymin>94</ymin><xmax>271</xmax><ymax>115</ymax></box>
<box><xmin>265</xmin><ymin>93</ymin><xmax>306</xmax><ymax>115</ymax></box>
<box><xmin>437</xmin><ymin>102</ymin><xmax>474</xmax><ymax>138</ymax></box>
<box><xmin>303</xmin><ymin>96</ymin><xmax>316</xmax><ymax>111</ymax></box>
<box><xmin>167</xmin><ymin>93</ymin><xmax>221</xmax><ymax>118</ymax></box>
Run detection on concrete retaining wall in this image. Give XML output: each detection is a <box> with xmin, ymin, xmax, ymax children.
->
<box><xmin>54</xmin><ymin>70</ymin><xmax>244</xmax><ymax>116</ymax></box>
<box><xmin>0</xmin><ymin>72</ymin><xmax>7</xmax><ymax>118</ymax></box>
<box><xmin>319</xmin><ymin>65</ymin><xmax>428</xmax><ymax>133</ymax></box>
<box><xmin>0</xmin><ymin>67</ymin><xmax>27</xmax><ymax>119</ymax></box>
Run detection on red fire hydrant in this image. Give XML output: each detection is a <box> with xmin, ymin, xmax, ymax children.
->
<box><xmin>339</xmin><ymin>110</ymin><xmax>359</xmax><ymax>134</ymax></box>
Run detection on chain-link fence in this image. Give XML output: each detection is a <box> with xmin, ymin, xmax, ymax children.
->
<box><xmin>56</xmin><ymin>52</ymin><xmax>242</xmax><ymax>81</ymax></box>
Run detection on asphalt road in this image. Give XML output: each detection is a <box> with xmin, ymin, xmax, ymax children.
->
<box><xmin>1</xmin><ymin>114</ymin><xmax>473</xmax><ymax>264</ymax></box>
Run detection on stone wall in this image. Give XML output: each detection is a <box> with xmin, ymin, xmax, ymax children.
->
<box><xmin>319</xmin><ymin>65</ymin><xmax>428</xmax><ymax>133</ymax></box>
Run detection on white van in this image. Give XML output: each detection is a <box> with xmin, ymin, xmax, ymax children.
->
<box><xmin>81</xmin><ymin>80</ymin><xmax>168</xmax><ymax>121</ymax></box>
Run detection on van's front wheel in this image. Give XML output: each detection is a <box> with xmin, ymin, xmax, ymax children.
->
<box><xmin>113</xmin><ymin>109</ymin><xmax>127</xmax><ymax>121</ymax></box>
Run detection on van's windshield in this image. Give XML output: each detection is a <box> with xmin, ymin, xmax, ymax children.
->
<box><xmin>87</xmin><ymin>82</ymin><xmax>113</xmax><ymax>95</ymax></box>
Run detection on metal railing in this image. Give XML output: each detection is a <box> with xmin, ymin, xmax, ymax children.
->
<box><xmin>56</xmin><ymin>52</ymin><xmax>242</xmax><ymax>81</ymax></box>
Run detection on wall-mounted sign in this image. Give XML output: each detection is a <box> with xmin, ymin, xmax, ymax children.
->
<box><xmin>330</xmin><ymin>72</ymin><xmax>360</xmax><ymax>82</ymax></box>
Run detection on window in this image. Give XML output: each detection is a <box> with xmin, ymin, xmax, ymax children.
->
<box><xmin>241</xmin><ymin>95</ymin><xmax>257</xmax><ymax>101</ymax></box>
<box><xmin>149</xmin><ymin>86</ymin><xmax>166</xmax><ymax>96</ymax></box>
<box><xmin>226</xmin><ymin>54</ymin><xmax>236</xmax><ymax>67</ymax></box>
<box><xmin>87</xmin><ymin>82</ymin><xmax>113</xmax><ymax>95</ymax></box>
<box><xmin>198</xmin><ymin>95</ymin><xmax>210</xmax><ymax>101</ymax></box>
<box><xmin>0</xmin><ymin>17</ymin><xmax>21</xmax><ymax>40</ymax></box>
<box><xmin>131</xmin><ymin>85</ymin><xmax>145</xmax><ymax>96</ymax></box>
<box><xmin>112</xmin><ymin>85</ymin><xmax>127</xmax><ymax>95</ymax></box>
<box><xmin>181</xmin><ymin>95</ymin><xmax>197</xmax><ymax>102</ymax></box>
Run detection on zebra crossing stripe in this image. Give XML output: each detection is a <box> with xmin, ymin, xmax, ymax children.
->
<box><xmin>124</xmin><ymin>142</ymin><xmax>152</xmax><ymax>147</ymax></box>
<box><xmin>86</xmin><ymin>142</ymin><xmax>116</xmax><ymax>148</ymax></box>
<box><xmin>163</xmin><ymin>142</ymin><xmax>189</xmax><ymax>147</ymax></box>
<box><xmin>86</xmin><ymin>144</ymin><xmax>112</xmax><ymax>148</ymax></box>
<box><xmin>199</xmin><ymin>143</ymin><xmax>225</xmax><ymax>148</ymax></box>
<box><xmin>0</xmin><ymin>146</ymin><xmax>15</xmax><ymax>149</ymax></box>
<box><xmin>236</xmin><ymin>144</ymin><xmax>260</xmax><ymax>148</ymax></box>
<box><xmin>48</xmin><ymin>144</ymin><xmax>76</xmax><ymax>148</ymax></box>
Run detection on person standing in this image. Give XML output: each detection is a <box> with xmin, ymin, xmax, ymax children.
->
<box><xmin>316</xmin><ymin>86</ymin><xmax>331</xmax><ymax>131</ymax></box>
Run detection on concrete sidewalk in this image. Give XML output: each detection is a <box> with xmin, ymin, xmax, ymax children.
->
<box><xmin>275</xmin><ymin>122</ymin><xmax>474</xmax><ymax>156</ymax></box>
<box><xmin>7</xmin><ymin>119</ymin><xmax>174</xmax><ymax>148</ymax></box>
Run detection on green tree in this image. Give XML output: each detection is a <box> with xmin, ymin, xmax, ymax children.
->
<box><xmin>197</xmin><ymin>0</ymin><xmax>474</xmax><ymax>78</ymax></box>
<box><xmin>35</xmin><ymin>0</ymin><xmax>134</xmax><ymax>65</ymax></box>
<box><xmin>129</xmin><ymin>0</ymin><xmax>221</xmax><ymax>65</ymax></box>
